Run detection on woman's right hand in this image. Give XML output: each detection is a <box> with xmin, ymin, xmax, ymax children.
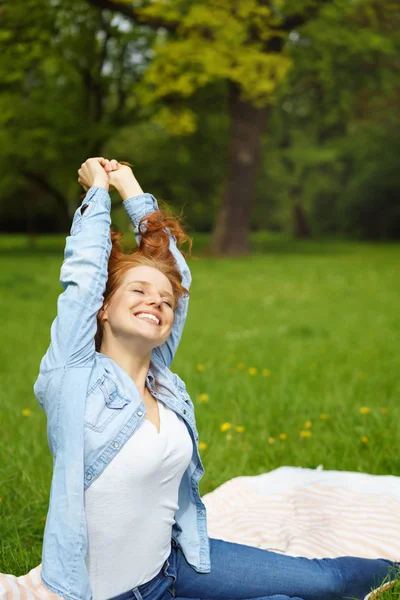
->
<box><xmin>108</xmin><ymin>163</ymin><xmax>144</xmax><ymax>201</ymax></box>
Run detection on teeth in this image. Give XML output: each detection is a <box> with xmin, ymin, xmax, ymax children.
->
<box><xmin>136</xmin><ymin>312</ymin><xmax>160</xmax><ymax>325</ymax></box>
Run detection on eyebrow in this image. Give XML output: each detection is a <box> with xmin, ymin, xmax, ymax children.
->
<box><xmin>126</xmin><ymin>280</ymin><xmax>174</xmax><ymax>301</ymax></box>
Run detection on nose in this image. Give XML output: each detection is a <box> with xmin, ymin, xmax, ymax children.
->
<box><xmin>146</xmin><ymin>294</ymin><xmax>162</xmax><ymax>307</ymax></box>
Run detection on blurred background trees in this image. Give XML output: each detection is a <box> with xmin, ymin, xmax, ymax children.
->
<box><xmin>1</xmin><ymin>0</ymin><xmax>399</xmax><ymax>253</ymax></box>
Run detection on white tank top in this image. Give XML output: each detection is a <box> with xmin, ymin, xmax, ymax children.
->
<box><xmin>84</xmin><ymin>399</ymin><xmax>193</xmax><ymax>600</ymax></box>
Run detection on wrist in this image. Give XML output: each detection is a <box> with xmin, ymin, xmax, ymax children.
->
<box><xmin>93</xmin><ymin>177</ymin><xmax>108</xmax><ymax>190</ymax></box>
<box><xmin>118</xmin><ymin>179</ymin><xmax>144</xmax><ymax>201</ymax></box>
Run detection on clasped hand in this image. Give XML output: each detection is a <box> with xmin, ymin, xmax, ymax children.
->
<box><xmin>77</xmin><ymin>157</ymin><xmax>143</xmax><ymax>201</ymax></box>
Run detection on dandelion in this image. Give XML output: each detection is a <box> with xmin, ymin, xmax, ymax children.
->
<box><xmin>262</xmin><ymin>369</ymin><xmax>271</xmax><ymax>376</ymax></box>
<box><xmin>235</xmin><ymin>426</ymin><xmax>245</xmax><ymax>433</ymax></box>
<box><xmin>226</xmin><ymin>433</ymin><xmax>233</xmax><ymax>441</ymax></box>
<box><xmin>268</xmin><ymin>437</ymin><xmax>275</xmax><ymax>445</ymax></box>
<box><xmin>237</xmin><ymin>362</ymin><xmax>245</xmax><ymax>370</ymax></box>
<box><xmin>22</xmin><ymin>409</ymin><xmax>32</xmax><ymax>417</ymax></box>
<box><xmin>0</xmin><ymin>497</ymin><xmax>3</xmax><ymax>502</ymax></box>
<box><xmin>279</xmin><ymin>433</ymin><xmax>287</xmax><ymax>440</ymax></box>
<box><xmin>359</xmin><ymin>407</ymin><xmax>370</xmax><ymax>415</ymax></box>
<box><xmin>196</xmin><ymin>364</ymin><xmax>205</xmax><ymax>372</ymax></box>
<box><xmin>320</xmin><ymin>413</ymin><xmax>328</xmax><ymax>420</ymax></box>
<box><xmin>299</xmin><ymin>430</ymin><xmax>312</xmax><ymax>438</ymax></box>
<box><xmin>198</xmin><ymin>393</ymin><xmax>209</xmax><ymax>403</ymax></box>
<box><xmin>361</xmin><ymin>436</ymin><xmax>369</xmax><ymax>444</ymax></box>
<box><xmin>304</xmin><ymin>420</ymin><xmax>312</xmax><ymax>429</ymax></box>
<box><xmin>198</xmin><ymin>442</ymin><xmax>207</xmax><ymax>450</ymax></box>
<box><xmin>380</xmin><ymin>408</ymin><xmax>388</xmax><ymax>414</ymax></box>
<box><xmin>220</xmin><ymin>422</ymin><xmax>232</xmax><ymax>432</ymax></box>
<box><xmin>248</xmin><ymin>367</ymin><xmax>257</xmax><ymax>376</ymax></box>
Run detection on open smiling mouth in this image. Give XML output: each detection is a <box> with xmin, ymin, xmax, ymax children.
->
<box><xmin>133</xmin><ymin>313</ymin><xmax>161</xmax><ymax>326</ymax></box>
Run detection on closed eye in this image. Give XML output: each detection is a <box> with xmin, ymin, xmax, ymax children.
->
<box><xmin>134</xmin><ymin>289</ymin><xmax>172</xmax><ymax>308</ymax></box>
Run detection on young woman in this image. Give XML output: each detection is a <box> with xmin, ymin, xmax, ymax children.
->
<box><xmin>34</xmin><ymin>157</ymin><xmax>398</xmax><ymax>600</ymax></box>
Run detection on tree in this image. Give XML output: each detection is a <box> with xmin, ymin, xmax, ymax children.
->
<box><xmin>87</xmin><ymin>0</ymin><xmax>332</xmax><ymax>254</ymax></box>
<box><xmin>0</xmin><ymin>0</ymin><xmax>154</xmax><ymax>231</ymax></box>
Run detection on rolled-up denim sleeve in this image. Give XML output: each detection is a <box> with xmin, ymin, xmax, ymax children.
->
<box><xmin>36</xmin><ymin>186</ymin><xmax>112</xmax><ymax>377</ymax></box>
<box><xmin>123</xmin><ymin>193</ymin><xmax>191</xmax><ymax>368</ymax></box>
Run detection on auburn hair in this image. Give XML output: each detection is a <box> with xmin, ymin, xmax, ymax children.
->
<box><xmin>95</xmin><ymin>202</ymin><xmax>193</xmax><ymax>353</ymax></box>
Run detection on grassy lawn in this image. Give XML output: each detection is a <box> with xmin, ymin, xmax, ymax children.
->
<box><xmin>0</xmin><ymin>232</ymin><xmax>399</xmax><ymax>597</ymax></box>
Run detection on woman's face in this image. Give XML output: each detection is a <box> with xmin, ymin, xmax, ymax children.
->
<box><xmin>100</xmin><ymin>265</ymin><xmax>175</xmax><ymax>350</ymax></box>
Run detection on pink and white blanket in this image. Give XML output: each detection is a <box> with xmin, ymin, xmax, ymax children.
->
<box><xmin>1</xmin><ymin>466</ymin><xmax>399</xmax><ymax>599</ymax></box>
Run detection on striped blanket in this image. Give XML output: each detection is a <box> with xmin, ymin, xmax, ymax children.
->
<box><xmin>1</xmin><ymin>466</ymin><xmax>399</xmax><ymax>599</ymax></box>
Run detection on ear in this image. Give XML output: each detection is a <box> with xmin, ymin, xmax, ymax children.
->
<box><xmin>99</xmin><ymin>305</ymin><xmax>108</xmax><ymax>322</ymax></box>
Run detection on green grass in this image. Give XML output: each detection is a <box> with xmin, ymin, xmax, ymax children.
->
<box><xmin>0</xmin><ymin>233</ymin><xmax>399</xmax><ymax>598</ymax></box>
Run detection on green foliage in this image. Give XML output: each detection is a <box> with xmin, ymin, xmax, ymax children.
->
<box><xmin>0</xmin><ymin>0</ymin><xmax>155</xmax><ymax>226</ymax></box>
<box><xmin>1</xmin><ymin>0</ymin><xmax>399</xmax><ymax>238</ymax></box>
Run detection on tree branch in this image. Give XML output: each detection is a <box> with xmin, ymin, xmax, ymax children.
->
<box><xmin>86</xmin><ymin>0</ymin><xmax>179</xmax><ymax>32</ymax></box>
<box><xmin>21</xmin><ymin>169</ymin><xmax>69</xmax><ymax>215</ymax></box>
<box><xmin>271</xmin><ymin>0</ymin><xmax>332</xmax><ymax>33</ymax></box>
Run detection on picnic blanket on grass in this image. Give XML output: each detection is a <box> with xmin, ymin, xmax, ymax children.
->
<box><xmin>1</xmin><ymin>465</ymin><xmax>399</xmax><ymax>599</ymax></box>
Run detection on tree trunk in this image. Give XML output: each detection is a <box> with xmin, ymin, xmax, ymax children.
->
<box><xmin>293</xmin><ymin>203</ymin><xmax>312</xmax><ymax>238</ymax></box>
<box><xmin>208</xmin><ymin>82</ymin><xmax>269</xmax><ymax>256</ymax></box>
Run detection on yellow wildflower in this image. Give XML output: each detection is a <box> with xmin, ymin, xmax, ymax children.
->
<box><xmin>237</xmin><ymin>362</ymin><xmax>245</xmax><ymax>370</ymax></box>
<box><xmin>0</xmin><ymin>497</ymin><xmax>3</xmax><ymax>502</ymax></box>
<box><xmin>22</xmin><ymin>409</ymin><xmax>32</xmax><ymax>417</ymax></box>
<box><xmin>279</xmin><ymin>433</ymin><xmax>287</xmax><ymax>440</ymax></box>
<box><xmin>311</xmin><ymin>363</ymin><xmax>317</xmax><ymax>370</ymax></box>
<box><xmin>380</xmin><ymin>408</ymin><xmax>388</xmax><ymax>414</ymax></box>
<box><xmin>268</xmin><ymin>437</ymin><xmax>275</xmax><ymax>445</ymax></box>
<box><xmin>226</xmin><ymin>433</ymin><xmax>233</xmax><ymax>441</ymax></box>
<box><xmin>361</xmin><ymin>436</ymin><xmax>369</xmax><ymax>444</ymax></box>
<box><xmin>299</xmin><ymin>430</ymin><xmax>312</xmax><ymax>438</ymax></box>
<box><xmin>262</xmin><ymin>369</ymin><xmax>271</xmax><ymax>376</ymax></box>
<box><xmin>304</xmin><ymin>420</ymin><xmax>312</xmax><ymax>429</ymax></box>
<box><xmin>359</xmin><ymin>407</ymin><xmax>370</xmax><ymax>415</ymax></box>
<box><xmin>320</xmin><ymin>413</ymin><xmax>328</xmax><ymax>420</ymax></box>
<box><xmin>198</xmin><ymin>442</ymin><xmax>207</xmax><ymax>450</ymax></box>
<box><xmin>220</xmin><ymin>422</ymin><xmax>232</xmax><ymax>432</ymax></box>
<box><xmin>198</xmin><ymin>393</ymin><xmax>209</xmax><ymax>403</ymax></box>
<box><xmin>235</xmin><ymin>426</ymin><xmax>245</xmax><ymax>433</ymax></box>
<box><xmin>248</xmin><ymin>367</ymin><xmax>257</xmax><ymax>376</ymax></box>
<box><xmin>196</xmin><ymin>364</ymin><xmax>205</xmax><ymax>372</ymax></box>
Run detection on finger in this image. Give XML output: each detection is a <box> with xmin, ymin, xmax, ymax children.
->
<box><xmin>87</xmin><ymin>157</ymin><xmax>106</xmax><ymax>167</ymax></box>
<box><xmin>110</xmin><ymin>159</ymin><xmax>119</xmax><ymax>171</ymax></box>
<box><xmin>102</xmin><ymin>159</ymin><xmax>112</xmax><ymax>172</ymax></box>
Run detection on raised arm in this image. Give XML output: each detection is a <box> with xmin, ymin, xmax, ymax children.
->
<box><xmin>109</xmin><ymin>166</ymin><xmax>191</xmax><ymax>368</ymax></box>
<box><xmin>34</xmin><ymin>159</ymin><xmax>112</xmax><ymax>409</ymax></box>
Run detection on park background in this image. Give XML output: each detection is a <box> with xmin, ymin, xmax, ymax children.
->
<box><xmin>0</xmin><ymin>0</ymin><xmax>399</xmax><ymax>594</ymax></box>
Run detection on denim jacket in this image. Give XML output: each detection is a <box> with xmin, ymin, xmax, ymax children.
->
<box><xmin>33</xmin><ymin>187</ymin><xmax>211</xmax><ymax>600</ymax></box>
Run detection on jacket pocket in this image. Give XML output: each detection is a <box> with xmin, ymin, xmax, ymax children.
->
<box><xmin>85</xmin><ymin>373</ymin><xmax>130</xmax><ymax>432</ymax></box>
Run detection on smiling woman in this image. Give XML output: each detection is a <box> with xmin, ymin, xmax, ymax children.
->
<box><xmin>94</xmin><ymin>210</ymin><xmax>191</xmax><ymax>356</ymax></box>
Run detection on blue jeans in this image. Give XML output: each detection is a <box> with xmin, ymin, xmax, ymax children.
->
<box><xmin>107</xmin><ymin>537</ymin><xmax>398</xmax><ymax>600</ymax></box>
